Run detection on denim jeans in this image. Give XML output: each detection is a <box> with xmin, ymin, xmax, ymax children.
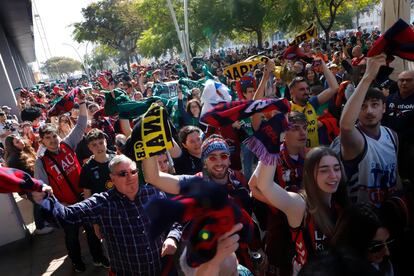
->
<box><xmin>62</xmin><ymin>222</ymin><xmax>104</xmax><ymax>263</ymax></box>
<box><xmin>27</xmin><ymin>193</ymin><xmax>45</xmax><ymax>229</ymax></box>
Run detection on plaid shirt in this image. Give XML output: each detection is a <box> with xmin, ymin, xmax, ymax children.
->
<box><xmin>44</xmin><ymin>184</ymin><xmax>182</xmax><ymax>276</ymax></box>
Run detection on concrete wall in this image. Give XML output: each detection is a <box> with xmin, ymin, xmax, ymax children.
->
<box><xmin>0</xmin><ymin>3</ymin><xmax>35</xmax><ymax>246</ymax></box>
<box><xmin>0</xmin><ymin>194</ymin><xmax>27</xmax><ymax>247</ymax></box>
<box><xmin>0</xmin><ymin>23</ymin><xmax>34</xmax><ymax>117</ymax></box>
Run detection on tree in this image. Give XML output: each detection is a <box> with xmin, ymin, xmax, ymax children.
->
<box><xmin>265</xmin><ymin>0</ymin><xmax>313</xmax><ymax>34</ymax></box>
<box><xmin>73</xmin><ymin>0</ymin><xmax>146</xmax><ymax>71</ymax></box>
<box><xmin>136</xmin><ymin>0</ymin><xmax>181</xmax><ymax>58</ymax></box>
<box><xmin>86</xmin><ymin>45</ymin><xmax>117</xmax><ymax>72</ymax></box>
<box><xmin>305</xmin><ymin>0</ymin><xmax>346</xmax><ymax>47</ymax></box>
<box><xmin>190</xmin><ymin>0</ymin><xmax>234</xmax><ymax>52</ymax></box>
<box><xmin>307</xmin><ymin>0</ymin><xmax>379</xmax><ymax>48</ymax></box>
<box><xmin>41</xmin><ymin>57</ymin><xmax>82</xmax><ymax>78</ymax></box>
<box><xmin>267</xmin><ymin>0</ymin><xmax>378</xmax><ymax>47</ymax></box>
<box><xmin>229</xmin><ymin>0</ymin><xmax>267</xmax><ymax>48</ymax></box>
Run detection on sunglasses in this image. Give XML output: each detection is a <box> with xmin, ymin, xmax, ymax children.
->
<box><xmin>207</xmin><ymin>153</ymin><xmax>230</xmax><ymax>162</ymax></box>
<box><xmin>368</xmin><ymin>239</ymin><xmax>394</xmax><ymax>253</ymax></box>
<box><xmin>114</xmin><ymin>169</ymin><xmax>138</xmax><ymax>177</ymax></box>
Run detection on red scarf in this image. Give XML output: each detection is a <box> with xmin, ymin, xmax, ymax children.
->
<box><xmin>274</xmin><ymin>143</ymin><xmax>306</xmax><ymax>192</ymax></box>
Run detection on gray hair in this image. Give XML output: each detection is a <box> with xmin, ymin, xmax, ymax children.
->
<box><xmin>108</xmin><ymin>154</ymin><xmax>135</xmax><ymax>173</ymax></box>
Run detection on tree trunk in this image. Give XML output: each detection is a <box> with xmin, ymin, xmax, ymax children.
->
<box><xmin>325</xmin><ymin>29</ymin><xmax>332</xmax><ymax>54</ymax></box>
<box><xmin>189</xmin><ymin>45</ymin><xmax>196</xmax><ymax>57</ymax></box>
<box><xmin>256</xmin><ymin>29</ymin><xmax>263</xmax><ymax>49</ymax></box>
<box><xmin>126</xmin><ymin>54</ymin><xmax>131</xmax><ymax>72</ymax></box>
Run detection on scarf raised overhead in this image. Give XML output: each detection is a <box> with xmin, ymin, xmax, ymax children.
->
<box><xmin>123</xmin><ymin>103</ymin><xmax>173</xmax><ymax>161</ymax></box>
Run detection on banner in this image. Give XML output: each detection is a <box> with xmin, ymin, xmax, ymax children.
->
<box><xmin>244</xmin><ymin>55</ymin><xmax>270</xmax><ymax>63</ymax></box>
<box><xmin>223</xmin><ymin>61</ymin><xmax>260</xmax><ymax>80</ymax></box>
<box><xmin>224</xmin><ymin>55</ymin><xmax>270</xmax><ymax>80</ymax></box>
<box><xmin>151</xmin><ymin>80</ymin><xmax>180</xmax><ymax>98</ymax></box>
<box><xmin>289</xmin><ymin>23</ymin><xmax>318</xmax><ymax>46</ymax></box>
<box><xmin>223</xmin><ymin>55</ymin><xmax>281</xmax><ymax>80</ymax></box>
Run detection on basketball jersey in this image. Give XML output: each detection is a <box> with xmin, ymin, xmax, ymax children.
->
<box><xmin>347</xmin><ymin>126</ymin><xmax>398</xmax><ymax>206</ymax></box>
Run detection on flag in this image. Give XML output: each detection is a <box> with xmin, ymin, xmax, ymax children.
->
<box><xmin>200</xmin><ymin>98</ymin><xmax>290</xmax><ymax>128</ymax></box>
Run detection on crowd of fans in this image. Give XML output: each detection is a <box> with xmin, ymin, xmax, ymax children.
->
<box><xmin>0</xmin><ymin>25</ymin><xmax>413</xmax><ymax>276</ymax></box>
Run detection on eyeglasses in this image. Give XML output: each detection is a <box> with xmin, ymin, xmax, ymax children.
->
<box><xmin>207</xmin><ymin>153</ymin><xmax>230</xmax><ymax>162</ymax></box>
<box><xmin>368</xmin><ymin>239</ymin><xmax>394</xmax><ymax>253</ymax></box>
<box><xmin>114</xmin><ymin>169</ymin><xmax>138</xmax><ymax>177</ymax></box>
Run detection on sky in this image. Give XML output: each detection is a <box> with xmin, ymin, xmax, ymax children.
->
<box><xmin>32</xmin><ymin>0</ymin><xmax>96</xmax><ymax>68</ymax></box>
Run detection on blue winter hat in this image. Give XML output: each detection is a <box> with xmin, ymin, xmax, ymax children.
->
<box><xmin>201</xmin><ymin>137</ymin><xmax>230</xmax><ymax>162</ymax></box>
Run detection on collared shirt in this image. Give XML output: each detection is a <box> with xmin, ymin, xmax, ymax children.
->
<box><xmin>44</xmin><ymin>184</ymin><xmax>181</xmax><ymax>276</ymax></box>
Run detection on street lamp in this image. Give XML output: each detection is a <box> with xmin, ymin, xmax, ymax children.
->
<box><xmin>62</xmin><ymin>42</ymin><xmax>90</xmax><ymax>79</ymax></box>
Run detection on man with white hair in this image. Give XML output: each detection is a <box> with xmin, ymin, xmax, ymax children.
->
<box><xmin>34</xmin><ymin>154</ymin><xmax>182</xmax><ymax>276</ymax></box>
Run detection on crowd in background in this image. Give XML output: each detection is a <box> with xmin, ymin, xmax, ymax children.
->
<box><xmin>0</xmin><ymin>25</ymin><xmax>413</xmax><ymax>276</ymax></box>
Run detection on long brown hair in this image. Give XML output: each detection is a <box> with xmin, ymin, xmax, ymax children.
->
<box><xmin>4</xmin><ymin>134</ymin><xmax>37</xmax><ymax>175</ymax></box>
<box><xmin>302</xmin><ymin>146</ymin><xmax>349</xmax><ymax>236</ymax></box>
<box><xmin>186</xmin><ymin>99</ymin><xmax>202</xmax><ymax>117</ymax></box>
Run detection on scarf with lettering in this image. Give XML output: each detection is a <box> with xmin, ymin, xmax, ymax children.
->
<box><xmin>123</xmin><ymin>103</ymin><xmax>173</xmax><ymax>162</ymax></box>
<box><xmin>200</xmin><ymin>98</ymin><xmax>290</xmax><ymax>128</ymax></box>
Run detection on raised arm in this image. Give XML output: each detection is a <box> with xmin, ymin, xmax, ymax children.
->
<box><xmin>248</xmin><ymin>170</ymin><xmax>272</xmax><ymax>205</ymax></box>
<box><xmin>316</xmin><ymin>58</ymin><xmax>340</xmax><ymax>105</ymax></box>
<box><xmin>64</xmin><ymin>90</ymin><xmax>87</xmax><ymax>149</ymax></box>
<box><xmin>142</xmin><ymin>155</ymin><xmax>180</xmax><ymax>194</ymax></box>
<box><xmin>32</xmin><ymin>194</ymin><xmax>103</xmax><ymax>227</ymax></box>
<box><xmin>256</xmin><ymin>162</ymin><xmax>306</xmax><ymax>228</ymax></box>
<box><xmin>339</xmin><ymin>54</ymin><xmax>386</xmax><ymax>161</ymax></box>
<box><xmin>252</xmin><ymin>60</ymin><xmax>275</xmax><ymax>131</ymax></box>
<box><xmin>119</xmin><ymin>118</ymin><xmax>132</xmax><ymax>138</ymax></box>
<box><xmin>168</xmin><ymin>139</ymin><xmax>182</xmax><ymax>159</ymax></box>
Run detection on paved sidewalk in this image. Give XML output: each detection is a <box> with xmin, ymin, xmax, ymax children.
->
<box><xmin>0</xmin><ymin>195</ymin><xmax>108</xmax><ymax>276</ymax></box>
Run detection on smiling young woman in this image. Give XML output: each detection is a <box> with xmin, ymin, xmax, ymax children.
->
<box><xmin>255</xmin><ymin>146</ymin><xmax>349</xmax><ymax>275</ymax></box>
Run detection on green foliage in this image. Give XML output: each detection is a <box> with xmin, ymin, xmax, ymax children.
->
<box><xmin>266</xmin><ymin>0</ymin><xmax>378</xmax><ymax>43</ymax></box>
<box><xmin>136</xmin><ymin>0</ymin><xmax>234</xmax><ymax>57</ymax></box>
<box><xmin>41</xmin><ymin>57</ymin><xmax>82</xmax><ymax>77</ymax></box>
<box><xmin>228</xmin><ymin>0</ymin><xmax>268</xmax><ymax>48</ymax></box>
<box><xmin>73</xmin><ymin>0</ymin><xmax>146</xmax><ymax>71</ymax></box>
<box><xmin>189</xmin><ymin>0</ymin><xmax>233</xmax><ymax>51</ymax></box>
<box><xmin>137</xmin><ymin>28</ymin><xmax>167</xmax><ymax>58</ymax></box>
<box><xmin>266</xmin><ymin>0</ymin><xmax>312</xmax><ymax>33</ymax></box>
<box><xmin>136</xmin><ymin>0</ymin><xmax>180</xmax><ymax>58</ymax></box>
<box><xmin>86</xmin><ymin>45</ymin><xmax>116</xmax><ymax>72</ymax></box>
<box><xmin>307</xmin><ymin>0</ymin><xmax>379</xmax><ymax>42</ymax></box>
<box><xmin>73</xmin><ymin>0</ymin><xmax>380</xmax><ymax>60</ymax></box>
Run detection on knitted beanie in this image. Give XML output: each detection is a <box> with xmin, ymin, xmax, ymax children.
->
<box><xmin>201</xmin><ymin>137</ymin><xmax>230</xmax><ymax>162</ymax></box>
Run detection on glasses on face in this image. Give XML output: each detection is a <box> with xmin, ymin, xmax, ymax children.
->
<box><xmin>207</xmin><ymin>153</ymin><xmax>230</xmax><ymax>162</ymax></box>
<box><xmin>368</xmin><ymin>239</ymin><xmax>394</xmax><ymax>253</ymax></box>
<box><xmin>398</xmin><ymin>78</ymin><xmax>413</xmax><ymax>83</ymax></box>
<box><xmin>114</xmin><ymin>169</ymin><xmax>138</xmax><ymax>177</ymax></box>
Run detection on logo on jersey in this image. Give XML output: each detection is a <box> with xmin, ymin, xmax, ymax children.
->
<box><xmin>105</xmin><ymin>180</ymin><xmax>114</xmax><ymax>190</ymax></box>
